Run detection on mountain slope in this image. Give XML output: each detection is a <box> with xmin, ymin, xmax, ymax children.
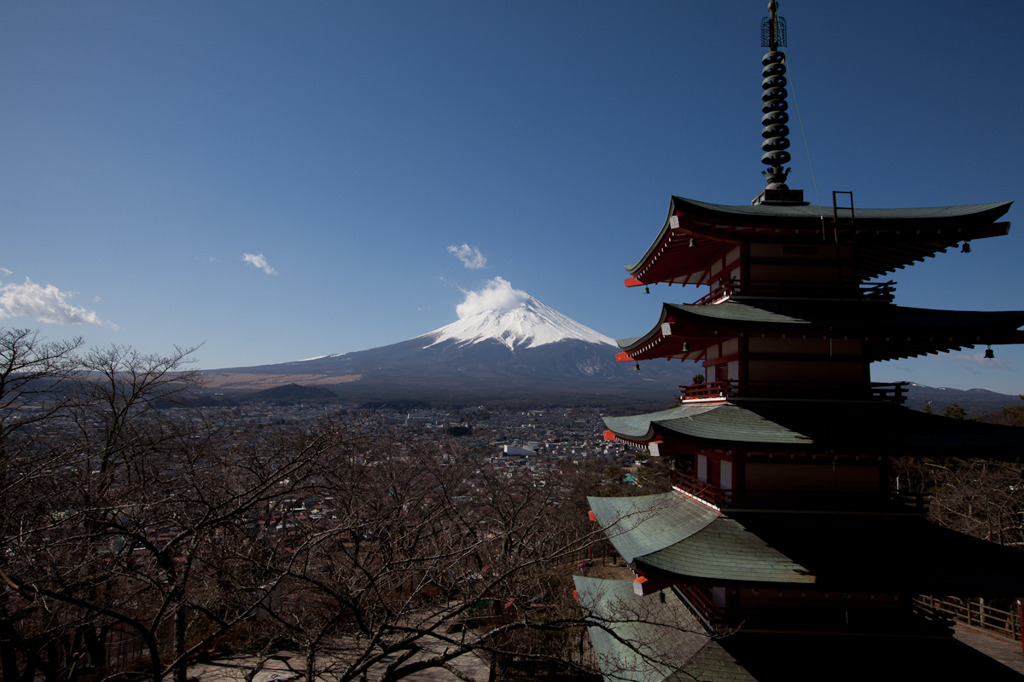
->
<box><xmin>203</xmin><ymin>292</ymin><xmax>682</xmax><ymax>406</ymax></box>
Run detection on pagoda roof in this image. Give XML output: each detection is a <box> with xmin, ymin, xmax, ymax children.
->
<box><xmin>625</xmin><ymin>196</ymin><xmax>1012</xmax><ymax>286</ymax></box>
<box><xmin>602</xmin><ymin>400</ymin><xmax>1024</xmax><ymax>458</ymax></box>
<box><xmin>586</xmin><ymin>492</ymin><xmax>723</xmax><ymax>564</ymax></box>
<box><xmin>588</xmin><ymin>492</ymin><xmax>810</xmax><ymax>583</ymax></box>
<box><xmin>573</xmin><ymin>576</ymin><xmax>755</xmax><ymax>682</ymax></box>
<box><xmin>603</xmin><ymin>402</ymin><xmax>811</xmax><ymax>446</ymax></box>
<box><xmin>589</xmin><ymin>492</ymin><xmax>1024</xmax><ymax>595</ymax></box>
<box><xmin>617</xmin><ymin>299</ymin><xmax>1024</xmax><ymax>362</ymax></box>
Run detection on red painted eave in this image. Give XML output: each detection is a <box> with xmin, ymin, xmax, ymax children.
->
<box><xmin>604</xmin><ymin>429</ymin><xmax>662</xmax><ymax>446</ymax></box>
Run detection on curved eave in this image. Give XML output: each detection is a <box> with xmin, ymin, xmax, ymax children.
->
<box><xmin>602</xmin><ymin>403</ymin><xmax>813</xmax><ymax>446</ymax></box>
<box><xmin>637</xmin><ymin>514</ymin><xmax>815</xmax><ymax>584</ymax></box>
<box><xmin>624</xmin><ymin>196</ymin><xmax>1013</xmax><ymax>286</ymax></box>
<box><xmin>573</xmin><ymin>577</ymin><xmax>754</xmax><ymax>682</ymax></box>
<box><xmin>587</xmin><ymin>491</ymin><xmax>720</xmax><ymax>564</ymax></box>
<box><xmin>602</xmin><ymin>404</ymin><xmax>719</xmax><ymax>444</ymax></box>
<box><xmin>617</xmin><ymin>301</ymin><xmax>1024</xmax><ymax>363</ymax></box>
<box><xmin>638</xmin><ymin>509</ymin><xmax>1024</xmax><ymax>594</ymax></box>
<box><xmin>589</xmin><ymin>491</ymin><xmax>813</xmax><ymax>584</ymax></box>
<box><xmin>671</xmin><ymin>196</ymin><xmax>1012</xmax><ymax>227</ymax></box>
<box><xmin>614</xmin><ymin>305</ymin><xmax>710</xmax><ymax>362</ymax></box>
<box><xmin>855</xmin><ymin>221</ymin><xmax>1010</xmax><ymax>279</ymax></box>
<box><xmin>604</xmin><ymin>401</ymin><xmax>1024</xmax><ymax>459</ymax></box>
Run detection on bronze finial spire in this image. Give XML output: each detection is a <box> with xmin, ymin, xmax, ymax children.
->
<box><xmin>760</xmin><ymin>0</ymin><xmax>791</xmax><ymax>190</ymax></box>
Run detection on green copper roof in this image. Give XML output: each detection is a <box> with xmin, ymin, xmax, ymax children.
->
<box><xmin>590</xmin><ymin>493</ymin><xmax>1024</xmax><ymax>594</ymax></box>
<box><xmin>603</xmin><ymin>399</ymin><xmax>1024</xmax><ymax>456</ymax></box>
<box><xmin>588</xmin><ymin>492</ymin><xmax>812</xmax><ymax>584</ymax></box>
<box><xmin>618</xmin><ymin>299</ymin><xmax>1024</xmax><ymax>362</ymax></box>
<box><xmin>638</xmin><ymin>516</ymin><xmax>814</xmax><ymax>584</ymax></box>
<box><xmin>670</xmin><ymin>195</ymin><xmax>1012</xmax><ymax>224</ymax></box>
<box><xmin>588</xmin><ymin>492</ymin><xmax>720</xmax><ymax>564</ymax></box>
<box><xmin>573</xmin><ymin>576</ymin><xmax>755</xmax><ymax>682</ymax></box>
<box><xmin>602</xmin><ymin>403</ymin><xmax>812</xmax><ymax>446</ymax></box>
<box><xmin>659</xmin><ymin>300</ymin><xmax>1024</xmax><ymax>329</ymax></box>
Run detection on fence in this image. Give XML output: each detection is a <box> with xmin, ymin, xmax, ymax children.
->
<box><xmin>915</xmin><ymin>595</ymin><xmax>1023</xmax><ymax>643</ymax></box>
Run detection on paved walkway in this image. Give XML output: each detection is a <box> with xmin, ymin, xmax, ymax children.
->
<box><xmin>189</xmin><ymin>644</ymin><xmax>493</xmax><ymax>681</ymax></box>
<box><xmin>955</xmin><ymin>623</ymin><xmax>1024</xmax><ymax>676</ymax></box>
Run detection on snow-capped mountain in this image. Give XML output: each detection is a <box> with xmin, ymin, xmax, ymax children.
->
<box><xmin>423</xmin><ymin>294</ymin><xmax>616</xmax><ymax>350</ymax></box>
<box><xmin>203</xmin><ymin>288</ymin><xmax>681</xmax><ymax>406</ymax></box>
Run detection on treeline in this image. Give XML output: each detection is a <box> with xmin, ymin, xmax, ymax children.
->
<box><xmin>0</xmin><ymin>329</ymin><xmax>627</xmax><ymax>682</ymax></box>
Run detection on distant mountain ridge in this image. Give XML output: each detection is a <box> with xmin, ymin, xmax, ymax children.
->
<box><xmin>901</xmin><ymin>383</ymin><xmax>1022</xmax><ymax>417</ymax></box>
<box><xmin>201</xmin><ymin>291</ymin><xmax>1024</xmax><ymax>411</ymax></box>
<box><xmin>203</xmin><ymin>292</ymin><xmax>679</xmax><ymax>407</ymax></box>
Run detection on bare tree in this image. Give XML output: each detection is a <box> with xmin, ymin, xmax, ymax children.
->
<box><xmin>0</xmin><ymin>337</ymin><xmax>313</xmax><ymax>682</ymax></box>
<box><xmin>225</xmin><ymin>445</ymin><xmax>583</xmax><ymax>681</ymax></box>
<box><xmin>1</xmin><ymin>330</ymin><xmax>707</xmax><ymax>682</ymax></box>
<box><xmin>0</xmin><ymin>329</ymin><xmax>84</xmax><ymax>682</ymax></box>
<box><xmin>0</xmin><ymin>328</ymin><xmax>82</xmax><ymax>446</ymax></box>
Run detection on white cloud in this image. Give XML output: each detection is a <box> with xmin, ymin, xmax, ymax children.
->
<box><xmin>0</xmin><ymin>267</ymin><xmax>12</xmax><ymax>277</ymax></box>
<box><xmin>0</xmin><ymin>279</ymin><xmax>103</xmax><ymax>326</ymax></box>
<box><xmin>243</xmin><ymin>252</ymin><xmax>278</xmax><ymax>275</ymax></box>
<box><xmin>447</xmin><ymin>243</ymin><xmax>487</xmax><ymax>270</ymax></box>
<box><xmin>956</xmin><ymin>349</ymin><xmax>1011</xmax><ymax>373</ymax></box>
<box><xmin>456</xmin><ymin>277</ymin><xmax>528</xmax><ymax>318</ymax></box>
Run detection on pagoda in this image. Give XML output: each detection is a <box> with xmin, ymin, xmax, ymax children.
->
<box><xmin>578</xmin><ymin>3</ymin><xmax>1024</xmax><ymax>680</ymax></box>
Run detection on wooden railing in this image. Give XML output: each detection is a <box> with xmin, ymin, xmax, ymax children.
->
<box><xmin>679</xmin><ymin>381</ymin><xmax>729</xmax><ymax>402</ymax></box>
<box><xmin>889</xmin><ymin>491</ymin><xmax>931</xmax><ymax>512</ymax></box>
<box><xmin>692</xmin><ymin>282</ymin><xmax>735</xmax><ymax>306</ymax></box>
<box><xmin>673</xmin><ymin>583</ymin><xmax>721</xmax><ymax>634</ymax></box>
<box><xmin>690</xmin><ymin>279</ymin><xmax>896</xmax><ymax>305</ymax></box>
<box><xmin>915</xmin><ymin>596</ymin><xmax>1023</xmax><ymax>643</ymax></box>
<box><xmin>670</xmin><ymin>471</ymin><xmax>727</xmax><ymax>508</ymax></box>
<box><xmin>871</xmin><ymin>381</ymin><xmax>910</xmax><ymax>403</ymax></box>
<box><xmin>671</xmin><ymin>470</ymin><xmax>928</xmax><ymax>513</ymax></box>
<box><xmin>677</xmin><ymin>380</ymin><xmax>909</xmax><ymax>404</ymax></box>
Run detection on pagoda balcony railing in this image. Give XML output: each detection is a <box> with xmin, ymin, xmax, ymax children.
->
<box><xmin>690</xmin><ymin>279</ymin><xmax>896</xmax><ymax>306</ymax></box>
<box><xmin>679</xmin><ymin>380</ymin><xmax>730</xmax><ymax>402</ymax></box>
<box><xmin>870</xmin><ymin>381</ymin><xmax>910</xmax><ymax>403</ymax></box>
<box><xmin>671</xmin><ymin>470</ymin><xmax>929</xmax><ymax>513</ymax></box>
<box><xmin>671</xmin><ymin>471</ymin><xmax>728</xmax><ymax>508</ymax></box>
<box><xmin>673</xmin><ymin>583</ymin><xmax>722</xmax><ymax>634</ymax></box>
<box><xmin>678</xmin><ymin>380</ymin><xmax>909</xmax><ymax>404</ymax></box>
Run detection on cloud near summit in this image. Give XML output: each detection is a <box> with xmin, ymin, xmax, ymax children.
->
<box><xmin>456</xmin><ymin>277</ymin><xmax>529</xmax><ymax>318</ymax></box>
<box><xmin>447</xmin><ymin>244</ymin><xmax>487</xmax><ymax>270</ymax></box>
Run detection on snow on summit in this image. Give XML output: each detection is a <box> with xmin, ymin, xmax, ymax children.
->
<box><xmin>424</xmin><ymin>277</ymin><xmax>616</xmax><ymax>350</ymax></box>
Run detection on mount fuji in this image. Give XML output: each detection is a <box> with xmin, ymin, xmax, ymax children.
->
<box><xmin>424</xmin><ymin>294</ymin><xmax>616</xmax><ymax>351</ymax></box>
<box><xmin>203</xmin><ymin>285</ymin><xmax>683</xmax><ymax>407</ymax></box>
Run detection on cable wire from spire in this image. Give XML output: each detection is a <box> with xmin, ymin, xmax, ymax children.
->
<box><xmin>785</xmin><ymin>62</ymin><xmax>822</xmax><ymax>208</ymax></box>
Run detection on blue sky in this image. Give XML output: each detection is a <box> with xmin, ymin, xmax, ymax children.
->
<box><xmin>1</xmin><ymin>1</ymin><xmax>1023</xmax><ymax>395</ymax></box>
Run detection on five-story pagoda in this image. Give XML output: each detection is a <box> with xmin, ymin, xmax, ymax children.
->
<box><xmin>576</xmin><ymin>3</ymin><xmax>1024</xmax><ymax>680</ymax></box>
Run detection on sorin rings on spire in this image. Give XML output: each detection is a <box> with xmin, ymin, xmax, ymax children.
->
<box><xmin>760</xmin><ymin>0</ymin><xmax>791</xmax><ymax>189</ymax></box>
